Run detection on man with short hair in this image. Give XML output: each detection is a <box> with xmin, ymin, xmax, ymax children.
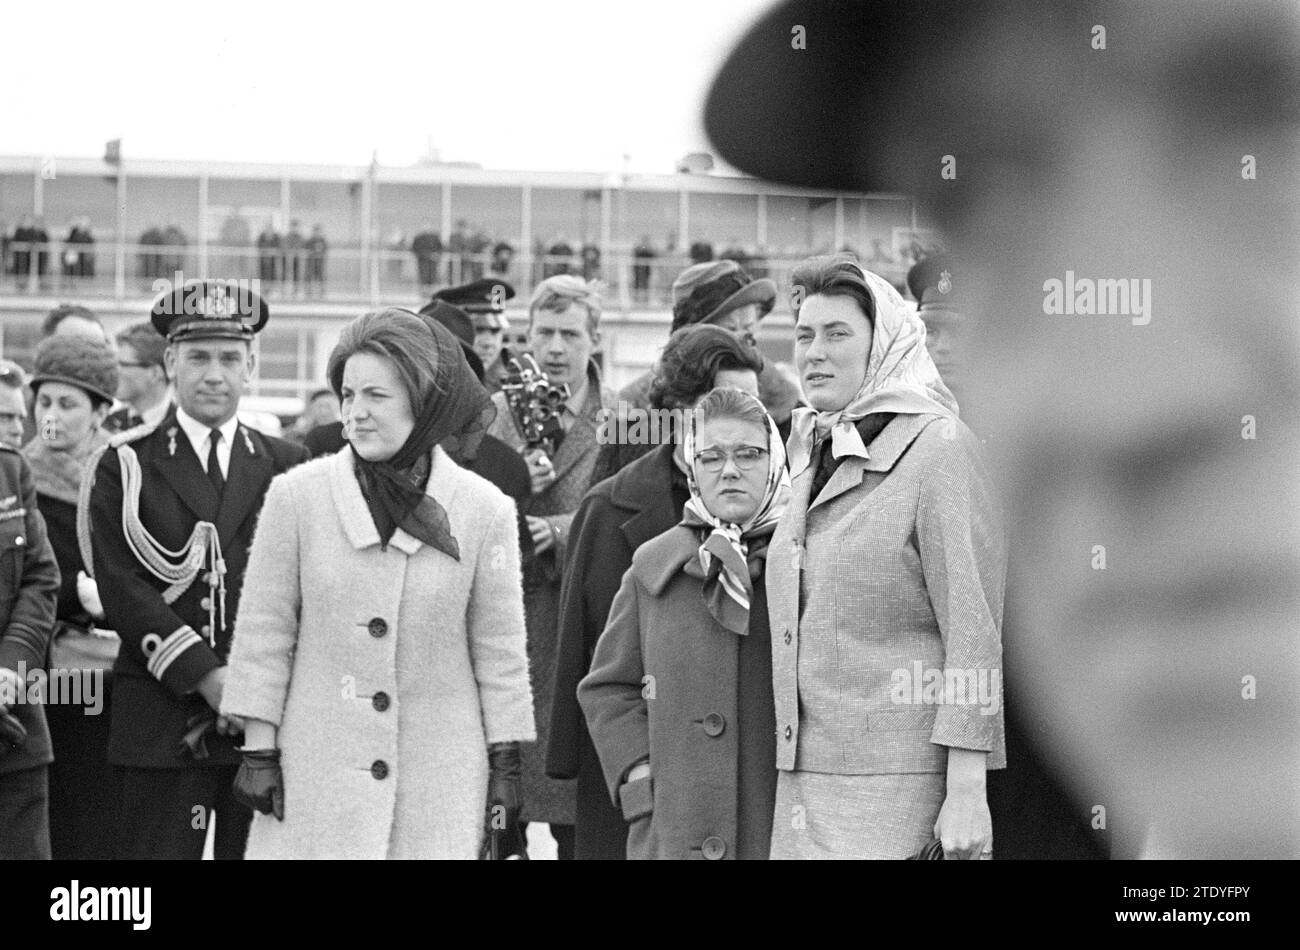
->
<box><xmin>88</xmin><ymin>282</ymin><xmax>308</xmax><ymax>859</ymax></box>
<box><xmin>486</xmin><ymin>275</ymin><xmax>615</xmax><ymax>859</ymax></box>
<box><xmin>0</xmin><ymin>362</ymin><xmax>28</xmax><ymax>449</ymax></box>
<box><xmin>106</xmin><ymin>322</ymin><xmax>172</xmax><ymax>433</ymax></box>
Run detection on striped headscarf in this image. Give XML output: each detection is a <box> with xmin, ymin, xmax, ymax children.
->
<box><xmin>680</xmin><ymin>390</ymin><xmax>791</xmax><ymax>635</ymax></box>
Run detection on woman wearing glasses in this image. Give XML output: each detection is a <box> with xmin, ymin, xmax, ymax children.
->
<box><xmin>579</xmin><ymin>387</ymin><xmax>788</xmax><ymax>859</ymax></box>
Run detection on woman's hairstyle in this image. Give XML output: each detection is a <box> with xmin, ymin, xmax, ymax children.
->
<box><xmin>528</xmin><ymin>275</ymin><xmax>603</xmax><ymax>337</ymax></box>
<box><xmin>649</xmin><ymin>324</ymin><xmax>764</xmax><ymax>413</ymax></box>
<box><xmin>326</xmin><ymin>309</ymin><xmax>447</xmax><ymax>418</ymax></box>
<box><xmin>790</xmin><ymin>252</ymin><xmax>876</xmax><ymax>326</ymax></box>
<box><xmin>692</xmin><ymin>385</ymin><xmax>770</xmax><ymax>434</ymax></box>
<box><xmin>41</xmin><ymin>304</ymin><xmax>103</xmax><ymax>339</ymax></box>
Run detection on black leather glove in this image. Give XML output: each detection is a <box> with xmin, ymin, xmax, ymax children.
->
<box><xmin>233</xmin><ymin>748</ymin><xmax>285</xmax><ymax>821</ymax></box>
<box><xmin>0</xmin><ymin>711</ymin><xmax>27</xmax><ymax>757</ymax></box>
<box><xmin>479</xmin><ymin>741</ymin><xmax>528</xmax><ymax>860</ymax></box>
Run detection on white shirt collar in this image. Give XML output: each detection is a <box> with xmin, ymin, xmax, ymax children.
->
<box><xmin>175</xmin><ymin>407</ymin><xmax>240</xmax><ymax>467</ymax></box>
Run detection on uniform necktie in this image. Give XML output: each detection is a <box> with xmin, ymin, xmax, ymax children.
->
<box><xmin>206</xmin><ymin>428</ymin><xmax>225</xmax><ymax>497</ymax></box>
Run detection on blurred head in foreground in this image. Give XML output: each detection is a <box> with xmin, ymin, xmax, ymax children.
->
<box><xmin>706</xmin><ymin>0</ymin><xmax>1300</xmax><ymax>857</ymax></box>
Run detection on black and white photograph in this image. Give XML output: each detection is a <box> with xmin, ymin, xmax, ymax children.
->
<box><xmin>0</xmin><ymin>0</ymin><xmax>1296</xmax><ymax>927</ymax></box>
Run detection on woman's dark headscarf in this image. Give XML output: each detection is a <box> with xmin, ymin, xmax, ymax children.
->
<box><xmin>326</xmin><ymin>308</ymin><xmax>496</xmax><ymax>559</ymax></box>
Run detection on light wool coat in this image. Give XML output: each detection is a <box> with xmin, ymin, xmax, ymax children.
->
<box><xmin>222</xmin><ymin>445</ymin><xmax>536</xmax><ymax>860</ymax></box>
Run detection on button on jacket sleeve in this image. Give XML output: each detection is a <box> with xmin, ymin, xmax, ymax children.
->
<box><xmin>916</xmin><ymin>424</ymin><xmax>1007</xmax><ymax>755</ymax></box>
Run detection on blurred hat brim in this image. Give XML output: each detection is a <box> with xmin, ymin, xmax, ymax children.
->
<box><xmin>699</xmin><ymin>277</ymin><xmax>777</xmax><ymax>325</ymax></box>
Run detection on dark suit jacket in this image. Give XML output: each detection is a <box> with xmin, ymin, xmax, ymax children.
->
<box><xmin>89</xmin><ymin>409</ymin><xmax>309</xmax><ymax>768</ymax></box>
<box><xmin>0</xmin><ymin>446</ymin><xmax>60</xmax><ymax>776</ymax></box>
<box><xmin>547</xmin><ymin>443</ymin><xmax>689</xmax><ymax>858</ymax></box>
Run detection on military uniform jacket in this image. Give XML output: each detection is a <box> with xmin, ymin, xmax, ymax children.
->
<box><xmin>88</xmin><ymin>409</ymin><xmax>309</xmax><ymax>767</ymax></box>
<box><xmin>0</xmin><ymin>445</ymin><xmax>60</xmax><ymax>776</ymax></box>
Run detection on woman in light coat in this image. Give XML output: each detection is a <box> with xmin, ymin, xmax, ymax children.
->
<box><xmin>221</xmin><ymin>309</ymin><xmax>535</xmax><ymax>859</ymax></box>
<box><xmin>767</xmin><ymin>255</ymin><xmax>1007</xmax><ymax>860</ymax></box>
<box><xmin>579</xmin><ymin>387</ymin><xmax>788</xmax><ymax>859</ymax></box>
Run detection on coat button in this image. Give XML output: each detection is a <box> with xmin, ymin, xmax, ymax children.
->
<box><xmin>783</xmin><ymin>628</ymin><xmax>792</xmax><ymax>645</ymax></box>
<box><xmin>15</xmin><ymin>535</ymin><xmax>24</xmax><ymax>546</ymax></box>
<box><xmin>702</xmin><ymin>712</ymin><xmax>726</xmax><ymax>737</ymax></box>
<box><xmin>201</xmin><ymin>625</ymin><xmax>212</xmax><ymax>638</ymax></box>
<box><xmin>701</xmin><ymin>836</ymin><xmax>726</xmax><ymax>860</ymax></box>
<box><xmin>368</xmin><ymin>618</ymin><xmax>388</xmax><ymax>638</ymax></box>
<box><xmin>200</xmin><ymin>597</ymin><xmax>212</xmax><ymax>611</ymax></box>
<box><xmin>372</xmin><ymin>692</ymin><xmax>390</xmax><ymax>712</ymax></box>
<box><xmin>784</xmin><ymin>725</ymin><xmax>793</xmax><ymax>741</ymax></box>
<box><xmin>371</xmin><ymin>760</ymin><xmax>389</xmax><ymax>780</ymax></box>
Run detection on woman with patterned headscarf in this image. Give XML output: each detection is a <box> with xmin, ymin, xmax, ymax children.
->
<box><xmin>579</xmin><ymin>386</ymin><xmax>789</xmax><ymax>859</ymax></box>
<box><xmin>766</xmin><ymin>254</ymin><xmax>1007</xmax><ymax>860</ymax></box>
<box><xmin>221</xmin><ymin>309</ymin><xmax>535</xmax><ymax>859</ymax></box>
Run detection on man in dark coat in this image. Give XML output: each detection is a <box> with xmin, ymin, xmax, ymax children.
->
<box><xmin>88</xmin><ymin>282</ymin><xmax>309</xmax><ymax>859</ymax></box>
<box><xmin>0</xmin><ymin>442</ymin><xmax>60</xmax><ymax>859</ymax></box>
<box><xmin>548</xmin><ymin>324</ymin><xmax>763</xmax><ymax>859</ymax></box>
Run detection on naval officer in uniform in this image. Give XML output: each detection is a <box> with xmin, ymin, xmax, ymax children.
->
<box><xmin>85</xmin><ymin>281</ymin><xmax>309</xmax><ymax>859</ymax></box>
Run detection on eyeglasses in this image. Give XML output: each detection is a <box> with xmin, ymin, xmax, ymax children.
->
<box><xmin>694</xmin><ymin>445</ymin><xmax>768</xmax><ymax>473</ymax></box>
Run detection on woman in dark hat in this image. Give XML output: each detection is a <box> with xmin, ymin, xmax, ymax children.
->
<box><xmin>222</xmin><ymin>309</ymin><xmax>535</xmax><ymax>859</ymax></box>
<box><xmin>21</xmin><ymin>334</ymin><xmax>121</xmax><ymax>860</ymax></box>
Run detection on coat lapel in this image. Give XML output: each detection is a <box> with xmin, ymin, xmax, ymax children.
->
<box><xmin>613</xmin><ymin>445</ymin><xmax>680</xmax><ymax>551</ymax></box>
<box><xmin>151</xmin><ymin>414</ymin><xmax>220</xmax><ymax>523</ymax></box>
<box><xmin>807</xmin><ymin>413</ymin><xmax>940</xmax><ymax>513</ymax></box>
<box><xmin>549</xmin><ymin>376</ymin><xmax>608</xmax><ymax>486</ymax></box>
<box><xmin>215</xmin><ymin>424</ymin><xmax>274</xmax><ymax>546</ymax></box>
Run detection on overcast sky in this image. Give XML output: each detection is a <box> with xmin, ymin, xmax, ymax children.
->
<box><xmin>0</xmin><ymin>0</ymin><xmax>770</xmax><ymax>174</ymax></box>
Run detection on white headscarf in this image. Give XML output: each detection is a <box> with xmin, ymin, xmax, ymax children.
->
<box><xmin>787</xmin><ymin>263</ymin><xmax>958</xmax><ymax>478</ymax></box>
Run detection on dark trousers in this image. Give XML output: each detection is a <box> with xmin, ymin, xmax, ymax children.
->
<box><xmin>47</xmin><ymin>684</ymin><xmax>120</xmax><ymax>860</ymax></box>
<box><xmin>115</xmin><ymin>764</ymin><xmax>252</xmax><ymax>860</ymax></box>
<box><xmin>0</xmin><ymin>765</ymin><xmax>51</xmax><ymax>859</ymax></box>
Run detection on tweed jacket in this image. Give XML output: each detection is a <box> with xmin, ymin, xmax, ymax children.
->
<box><xmin>221</xmin><ymin>446</ymin><xmax>535</xmax><ymax>859</ymax></box>
<box><xmin>486</xmin><ymin>360</ymin><xmax>615</xmax><ymax>823</ymax></box>
<box><xmin>766</xmin><ymin>412</ymin><xmax>1007</xmax><ymax>775</ymax></box>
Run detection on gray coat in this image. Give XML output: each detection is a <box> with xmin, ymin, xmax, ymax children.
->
<box><xmin>766</xmin><ymin>412</ymin><xmax>1008</xmax><ymax>776</ymax></box>
<box><xmin>579</xmin><ymin>525</ymin><xmax>777</xmax><ymax>860</ymax></box>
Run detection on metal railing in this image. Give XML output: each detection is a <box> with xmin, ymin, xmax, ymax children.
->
<box><xmin>0</xmin><ymin>239</ymin><xmax>914</xmax><ymax>311</ymax></box>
